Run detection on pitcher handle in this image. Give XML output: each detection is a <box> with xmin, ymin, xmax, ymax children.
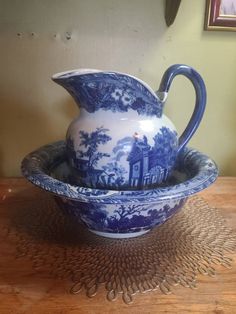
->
<box><xmin>157</xmin><ymin>64</ymin><xmax>206</xmax><ymax>153</ymax></box>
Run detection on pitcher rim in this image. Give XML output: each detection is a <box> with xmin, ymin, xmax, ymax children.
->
<box><xmin>52</xmin><ymin>68</ymin><xmax>159</xmax><ymax>101</ymax></box>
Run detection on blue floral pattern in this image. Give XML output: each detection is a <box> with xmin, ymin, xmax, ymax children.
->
<box><xmin>53</xmin><ymin>72</ymin><xmax>163</xmax><ymax>117</ymax></box>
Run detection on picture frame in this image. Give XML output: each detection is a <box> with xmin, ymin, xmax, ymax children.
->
<box><xmin>205</xmin><ymin>0</ymin><xmax>236</xmax><ymax>31</ymax></box>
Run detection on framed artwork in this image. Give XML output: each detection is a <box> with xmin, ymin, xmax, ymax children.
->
<box><xmin>205</xmin><ymin>0</ymin><xmax>236</xmax><ymax>31</ymax></box>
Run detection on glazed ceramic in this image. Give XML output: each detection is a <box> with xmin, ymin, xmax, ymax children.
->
<box><xmin>21</xmin><ymin>141</ymin><xmax>218</xmax><ymax>238</ymax></box>
<box><xmin>52</xmin><ymin>64</ymin><xmax>206</xmax><ymax>190</ymax></box>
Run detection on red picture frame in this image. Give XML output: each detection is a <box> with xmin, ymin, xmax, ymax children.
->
<box><xmin>205</xmin><ymin>0</ymin><xmax>236</xmax><ymax>31</ymax></box>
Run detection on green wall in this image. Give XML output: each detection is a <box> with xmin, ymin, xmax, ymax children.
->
<box><xmin>0</xmin><ymin>0</ymin><xmax>236</xmax><ymax>176</ymax></box>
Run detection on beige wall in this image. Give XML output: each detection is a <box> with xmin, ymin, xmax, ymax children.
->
<box><xmin>0</xmin><ymin>0</ymin><xmax>236</xmax><ymax>176</ymax></box>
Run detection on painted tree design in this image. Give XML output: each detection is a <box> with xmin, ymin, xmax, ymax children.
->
<box><xmin>78</xmin><ymin>202</ymin><xmax>108</xmax><ymax>229</ymax></box>
<box><xmin>102</xmin><ymin>161</ymin><xmax>127</xmax><ymax>187</ymax></box>
<box><xmin>72</xmin><ymin>200</ymin><xmax>184</xmax><ymax>233</ymax></box>
<box><xmin>152</xmin><ymin>127</ymin><xmax>178</xmax><ymax>168</ymax></box>
<box><xmin>114</xmin><ymin>204</ymin><xmax>143</xmax><ymax>220</ymax></box>
<box><xmin>106</xmin><ymin>204</ymin><xmax>144</xmax><ymax>230</ymax></box>
<box><xmin>77</xmin><ymin>126</ymin><xmax>112</xmax><ymax>168</ymax></box>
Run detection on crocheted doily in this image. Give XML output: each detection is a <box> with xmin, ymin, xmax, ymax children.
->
<box><xmin>3</xmin><ymin>195</ymin><xmax>236</xmax><ymax>304</ymax></box>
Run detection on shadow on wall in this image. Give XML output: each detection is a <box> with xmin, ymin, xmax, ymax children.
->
<box><xmin>220</xmin><ymin>155</ymin><xmax>236</xmax><ymax>176</ymax></box>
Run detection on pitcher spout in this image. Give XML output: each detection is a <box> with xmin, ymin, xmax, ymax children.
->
<box><xmin>52</xmin><ymin>69</ymin><xmax>163</xmax><ymax>117</ymax></box>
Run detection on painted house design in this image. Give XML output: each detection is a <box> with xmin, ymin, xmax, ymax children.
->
<box><xmin>127</xmin><ymin>134</ymin><xmax>169</xmax><ymax>188</ymax></box>
<box><xmin>67</xmin><ymin>126</ymin><xmax>177</xmax><ymax>189</ymax></box>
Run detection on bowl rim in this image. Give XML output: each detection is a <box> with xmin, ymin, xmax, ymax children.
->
<box><xmin>21</xmin><ymin>141</ymin><xmax>218</xmax><ymax>204</ymax></box>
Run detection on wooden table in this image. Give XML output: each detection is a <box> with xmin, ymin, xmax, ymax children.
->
<box><xmin>0</xmin><ymin>177</ymin><xmax>235</xmax><ymax>314</ymax></box>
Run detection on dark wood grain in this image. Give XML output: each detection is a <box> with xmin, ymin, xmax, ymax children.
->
<box><xmin>0</xmin><ymin>177</ymin><xmax>235</xmax><ymax>313</ymax></box>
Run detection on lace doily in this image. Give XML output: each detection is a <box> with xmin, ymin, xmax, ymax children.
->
<box><xmin>3</xmin><ymin>196</ymin><xmax>236</xmax><ymax>304</ymax></box>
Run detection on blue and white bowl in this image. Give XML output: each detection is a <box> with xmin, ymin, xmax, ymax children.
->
<box><xmin>21</xmin><ymin>141</ymin><xmax>218</xmax><ymax>238</ymax></box>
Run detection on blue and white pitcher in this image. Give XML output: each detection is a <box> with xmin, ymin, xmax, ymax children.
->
<box><xmin>52</xmin><ymin>64</ymin><xmax>206</xmax><ymax>190</ymax></box>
